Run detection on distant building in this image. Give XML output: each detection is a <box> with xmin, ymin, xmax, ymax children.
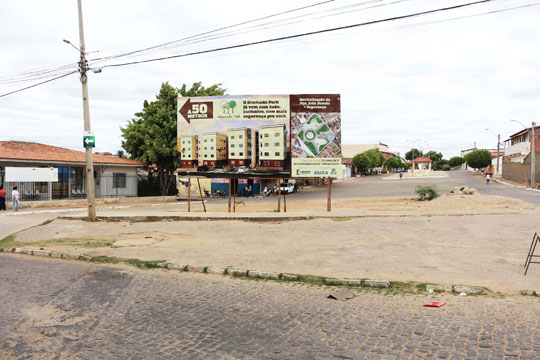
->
<box><xmin>179</xmin><ymin>135</ymin><xmax>198</xmax><ymax>168</ymax></box>
<box><xmin>258</xmin><ymin>124</ymin><xmax>287</xmax><ymax>169</ymax></box>
<box><xmin>201</xmin><ymin>133</ymin><xmax>227</xmax><ymax>168</ymax></box>
<box><xmin>502</xmin><ymin>126</ymin><xmax>539</xmax><ymax>185</ymax></box>
<box><xmin>227</xmin><ymin>128</ymin><xmax>257</xmax><ymax>168</ymax></box>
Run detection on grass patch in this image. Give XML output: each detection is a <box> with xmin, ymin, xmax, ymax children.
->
<box><xmin>0</xmin><ymin>235</ymin><xmax>16</xmax><ymax>248</ymax></box>
<box><xmin>35</xmin><ymin>238</ymin><xmax>116</xmax><ymax>248</ymax></box>
<box><xmin>330</xmin><ymin>217</ymin><xmax>352</xmax><ymax>222</ymax></box>
<box><xmin>90</xmin><ymin>255</ymin><xmax>165</xmax><ymax>269</ymax></box>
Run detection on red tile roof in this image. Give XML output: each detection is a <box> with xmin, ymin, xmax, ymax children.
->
<box><xmin>0</xmin><ymin>141</ymin><xmax>144</xmax><ymax>166</ymax></box>
<box><xmin>412</xmin><ymin>157</ymin><xmax>432</xmax><ymax>163</ymax></box>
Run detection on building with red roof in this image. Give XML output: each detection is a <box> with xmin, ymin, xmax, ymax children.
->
<box><xmin>0</xmin><ymin>141</ymin><xmax>145</xmax><ymax>201</ymax></box>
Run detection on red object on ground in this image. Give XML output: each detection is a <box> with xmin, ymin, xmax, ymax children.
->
<box><xmin>423</xmin><ymin>301</ymin><xmax>446</xmax><ymax>308</ymax></box>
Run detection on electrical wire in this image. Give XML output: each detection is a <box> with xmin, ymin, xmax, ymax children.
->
<box><xmin>0</xmin><ymin>71</ymin><xmax>78</xmax><ymax>98</ymax></box>
<box><xmin>100</xmin><ymin>0</ymin><xmax>500</xmax><ymax>69</ymax></box>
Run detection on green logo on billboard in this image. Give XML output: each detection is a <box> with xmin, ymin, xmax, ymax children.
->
<box><xmin>220</xmin><ymin>100</ymin><xmax>237</xmax><ymax>114</ymax></box>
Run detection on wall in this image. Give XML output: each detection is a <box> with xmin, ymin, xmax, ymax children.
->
<box><xmin>502</xmin><ymin>152</ymin><xmax>540</xmax><ymax>186</ymax></box>
<box><xmin>96</xmin><ymin>166</ymin><xmax>138</xmax><ymax>198</ymax></box>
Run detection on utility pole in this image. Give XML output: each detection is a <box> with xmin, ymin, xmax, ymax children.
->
<box><xmin>77</xmin><ymin>0</ymin><xmax>96</xmax><ymax>221</ymax></box>
<box><xmin>496</xmin><ymin>133</ymin><xmax>500</xmax><ymax>176</ymax></box>
<box><xmin>531</xmin><ymin>122</ymin><xmax>536</xmax><ymax>189</ymax></box>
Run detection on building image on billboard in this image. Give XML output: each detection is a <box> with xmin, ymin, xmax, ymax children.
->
<box><xmin>177</xmin><ymin>94</ymin><xmax>341</xmax><ymax>177</ymax></box>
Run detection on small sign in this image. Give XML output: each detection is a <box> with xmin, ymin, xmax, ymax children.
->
<box><xmin>83</xmin><ymin>131</ymin><xmax>95</xmax><ymax>148</ymax></box>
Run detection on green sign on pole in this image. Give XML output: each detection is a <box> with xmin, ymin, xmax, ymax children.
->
<box><xmin>83</xmin><ymin>131</ymin><xmax>95</xmax><ymax>148</ymax></box>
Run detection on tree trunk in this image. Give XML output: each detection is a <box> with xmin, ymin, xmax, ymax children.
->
<box><xmin>158</xmin><ymin>171</ymin><xmax>173</xmax><ymax>196</ymax></box>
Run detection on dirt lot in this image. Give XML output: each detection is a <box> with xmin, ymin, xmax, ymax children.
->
<box><xmin>8</xmin><ymin>192</ymin><xmax>540</xmax><ymax>294</ymax></box>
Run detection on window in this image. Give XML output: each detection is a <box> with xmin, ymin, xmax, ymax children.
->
<box><xmin>264</xmin><ymin>133</ymin><xmax>269</xmax><ymax>138</ymax></box>
<box><xmin>182</xmin><ymin>140</ymin><xmax>185</xmax><ymax>144</ymax></box>
<box><xmin>274</xmin><ymin>161</ymin><xmax>280</xmax><ymax>166</ymax></box>
<box><xmin>231</xmin><ymin>144</ymin><xmax>235</xmax><ymax>148</ymax></box>
<box><xmin>204</xmin><ymin>147</ymin><xmax>207</xmax><ymax>150</ymax></box>
<box><xmin>260</xmin><ymin>134</ymin><xmax>263</xmax><ymax>139</ymax></box>
<box><xmin>264</xmin><ymin>152</ymin><xmax>269</xmax><ymax>156</ymax></box>
<box><xmin>231</xmin><ymin>135</ymin><xmax>235</xmax><ymax>139</ymax></box>
<box><xmin>274</xmin><ymin>142</ymin><xmax>280</xmax><ymax>146</ymax></box>
<box><xmin>264</xmin><ymin>161</ymin><xmax>270</xmax><ymax>166</ymax></box>
<box><xmin>239</xmin><ymin>152</ymin><xmax>243</xmax><ymax>156</ymax></box>
<box><xmin>231</xmin><ymin>152</ymin><xmax>235</xmax><ymax>156</ymax></box>
<box><xmin>275</xmin><ymin>152</ymin><xmax>280</xmax><ymax>156</ymax></box>
<box><xmin>275</xmin><ymin>132</ymin><xmax>280</xmax><ymax>137</ymax></box>
<box><xmin>239</xmin><ymin>144</ymin><xmax>243</xmax><ymax>148</ymax></box>
<box><xmin>182</xmin><ymin>148</ymin><xmax>185</xmax><ymax>152</ymax></box>
<box><xmin>211</xmin><ymin>154</ymin><xmax>215</xmax><ymax>158</ymax></box>
<box><xmin>231</xmin><ymin>160</ymin><xmax>235</xmax><ymax>165</ymax></box>
<box><xmin>204</xmin><ymin>139</ymin><xmax>207</xmax><ymax>143</ymax></box>
<box><xmin>204</xmin><ymin>154</ymin><xmax>208</xmax><ymax>158</ymax></box>
<box><xmin>211</xmin><ymin>146</ymin><xmax>214</xmax><ymax>150</ymax></box>
<box><xmin>264</xmin><ymin>143</ymin><xmax>269</xmax><ymax>147</ymax></box>
<box><xmin>113</xmin><ymin>173</ymin><xmax>126</xmax><ymax>189</ymax></box>
<box><xmin>210</xmin><ymin>138</ymin><xmax>214</xmax><ymax>142</ymax></box>
<box><xmin>260</xmin><ymin>152</ymin><xmax>263</xmax><ymax>156</ymax></box>
<box><xmin>239</xmin><ymin>135</ymin><xmax>243</xmax><ymax>139</ymax></box>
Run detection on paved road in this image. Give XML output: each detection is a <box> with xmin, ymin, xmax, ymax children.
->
<box><xmin>1</xmin><ymin>254</ymin><xmax>539</xmax><ymax>359</ymax></box>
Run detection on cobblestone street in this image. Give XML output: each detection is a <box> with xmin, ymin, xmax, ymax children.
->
<box><xmin>1</xmin><ymin>254</ymin><xmax>539</xmax><ymax>359</ymax></box>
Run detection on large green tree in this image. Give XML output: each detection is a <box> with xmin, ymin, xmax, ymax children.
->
<box><xmin>353</xmin><ymin>153</ymin><xmax>370</xmax><ymax>173</ymax></box>
<box><xmin>465</xmin><ymin>150</ymin><xmax>492</xmax><ymax>170</ymax></box>
<box><xmin>405</xmin><ymin>148</ymin><xmax>423</xmax><ymax>161</ymax></box>
<box><xmin>426</xmin><ymin>150</ymin><xmax>443</xmax><ymax>162</ymax></box>
<box><xmin>121</xmin><ymin>82</ymin><xmax>226</xmax><ymax>195</ymax></box>
<box><xmin>449</xmin><ymin>156</ymin><xmax>465</xmax><ymax>167</ymax></box>
<box><xmin>364</xmin><ymin>149</ymin><xmax>385</xmax><ymax>169</ymax></box>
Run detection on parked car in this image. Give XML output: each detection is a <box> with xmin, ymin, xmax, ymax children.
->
<box><xmin>197</xmin><ymin>165</ymin><xmax>209</xmax><ymax>172</ymax></box>
<box><xmin>277</xmin><ymin>182</ymin><xmax>298</xmax><ymax>194</ymax></box>
<box><xmin>237</xmin><ymin>166</ymin><xmax>249</xmax><ymax>173</ymax></box>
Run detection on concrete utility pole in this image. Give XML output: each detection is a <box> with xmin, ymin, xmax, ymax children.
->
<box><xmin>496</xmin><ymin>133</ymin><xmax>500</xmax><ymax>176</ymax></box>
<box><xmin>77</xmin><ymin>0</ymin><xmax>96</xmax><ymax>221</ymax></box>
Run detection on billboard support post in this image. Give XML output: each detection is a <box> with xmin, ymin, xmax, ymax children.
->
<box><xmin>277</xmin><ymin>179</ymin><xmax>281</xmax><ymax>212</ymax></box>
<box><xmin>228</xmin><ymin>180</ymin><xmax>232</xmax><ymax>213</ymax></box>
<box><xmin>197</xmin><ymin>178</ymin><xmax>206</xmax><ymax>212</ymax></box>
<box><xmin>233</xmin><ymin>181</ymin><xmax>236</xmax><ymax>213</ymax></box>
<box><xmin>327</xmin><ymin>177</ymin><xmax>332</xmax><ymax>212</ymax></box>
<box><xmin>188</xmin><ymin>178</ymin><xmax>191</xmax><ymax>212</ymax></box>
<box><xmin>283</xmin><ymin>186</ymin><xmax>287</xmax><ymax>213</ymax></box>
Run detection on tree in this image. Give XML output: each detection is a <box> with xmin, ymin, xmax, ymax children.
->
<box><xmin>116</xmin><ymin>150</ymin><xmax>126</xmax><ymax>159</ymax></box>
<box><xmin>364</xmin><ymin>149</ymin><xmax>385</xmax><ymax>170</ymax></box>
<box><xmin>433</xmin><ymin>159</ymin><xmax>449</xmax><ymax>171</ymax></box>
<box><xmin>449</xmin><ymin>156</ymin><xmax>465</xmax><ymax>167</ymax></box>
<box><xmin>121</xmin><ymin>82</ymin><xmax>226</xmax><ymax>195</ymax></box>
<box><xmin>426</xmin><ymin>150</ymin><xmax>443</xmax><ymax>163</ymax></box>
<box><xmin>384</xmin><ymin>157</ymin><xmax>406</xmax><ymax>172</ymax></box>
<box><xmin>465</xmin><ymin>150</ymin><xmax>492</xmax><ymax>170</ymax></box>
<box><xmin>405</xmin><ymin>148</ymin><xmax>423</xmax><ymax>161</ymax></box>
<box><xmin>352</xmin><ymin>153</ymin><xmax>370</xmax><ymax>173</ymax></box>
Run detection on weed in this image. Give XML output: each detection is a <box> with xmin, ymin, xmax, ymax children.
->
<box><xmin>330</xmin><ymin>217</ymin><xmax>352</xmax><ymax>222</ymax></box>
<box><xmin>415</xmin><ymin>185</ymin><xmax>439</xmax><ymax>201</ymax></box>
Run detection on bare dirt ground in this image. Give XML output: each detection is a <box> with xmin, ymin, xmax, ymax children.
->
<box><xmin>10</xmin><ymin>192</ymin><xmax>540</xmax><ymax>294</ymax></box>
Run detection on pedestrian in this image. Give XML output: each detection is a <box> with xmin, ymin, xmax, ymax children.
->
<box><xmin>247</xmin><ymin>184</ymin><xmax>253</xmax><ymax>197</ymax></box>
<box><xmin>486</xmin><ymin>173</ymin><xmax>491</xmax><ymax>185</ymax></box>
<box><xmin>0</xmin><ymin>185</ymin><xmax>6</xmax><ymax>211</ymax></box>
<box><xmin>12</xmin><ymin>186</ymin><xmax>20</xmax><ymax>211</ymax></box>
<box><xmin>399</xmin><ymin>172</ymin><xmax>403</xmax><ymax>180</ymax></box>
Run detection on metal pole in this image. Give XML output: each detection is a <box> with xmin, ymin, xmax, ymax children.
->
<box><xmin>531</xmin><ymin>122</ymin><xmax>536</xmax><ymax>188</ymax></box>
<box><xmin>77</xmin><ymin>0</ymin><xmax>96</xmax><ymax>221</ymax></box>
<box><xmin>228</xmin><ymin>179</ymin><xmax>231</xmax><ymax>213</ymax></box>
<box><xmin>187</xmin><ymin>178</ymin><xmax>191</xmax><ymax>212</ymax></box>
<box><xmin>233</xmin><ymin>180</ymin><xmax>236</xmax><ymax>213</ymax></box>
<box><xmin>277</xmin><ymin>179</ymin><xmax>281</xmax><ymax>212</ymax></box>
<box><xmin>327</xmin><ymin>177</ymin><xmax>332</xmax><ymax>212</ymax></box>
<box><xmin>496</xmin><ymin>134</ymin><xmax>500</xmax><ymax>176</ymax></box>
<box><xmin>197</xmin><ymin>178</ymin><xmax>206</xmax><ymax>212</ymax></box>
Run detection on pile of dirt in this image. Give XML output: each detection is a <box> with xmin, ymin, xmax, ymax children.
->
<box><xmin>448</xmin><ymin>186</ymin><xmax>478</xmax><ymax>195</ymax></box>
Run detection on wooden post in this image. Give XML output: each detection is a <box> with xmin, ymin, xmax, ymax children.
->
<box><xmin>277</xmin><ymin>179</ymin><xmax>281</xmax><ymax>212</ymax></box>
<box><xmin>327</xmin><ymin>177</ymin><xmax>332</xmax><ymax>212</ymax></box>
<box><xmin>228</xmin><ymin>179</ymin><xmax>231</xmax><ymax>213</ymax></box>
<box><xmin>283</xmin><ymin>183</ymin><xmax>287</xmax><ymax>213</ymax></box>
<box><xmin>188</xmin><ymin>178</ymin><xmax>191</xmax><ymax>212</ymax></box>
<box><xmin>233</xmin><ymin>179</ymin><xmax>236</xmax><ymax>213</ymax></box>
<box><xmin>197</xmin><ymin>178</ymin><xmax>206</xmax><ymax>212</ymax></box>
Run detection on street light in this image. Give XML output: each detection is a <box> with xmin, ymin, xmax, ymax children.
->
<box><xmin>511</xmin><ymin>119</ymin><xmax>536</xmax><ymax>188</ymax></box>
<box><xmin>64</xmin><ymin>0</ymin><xmax>96</xmax><ymax>221</ymax></box>
<box><xmin>485</xmin><ymin>128</ymin><xmax>501</xmax><ymax>176</ymax></box>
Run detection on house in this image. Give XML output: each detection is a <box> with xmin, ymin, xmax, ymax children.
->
<box><xmin>503</xmin><ymin>126</ymin><xmax>540</xmax><ymax>185</ymax></box>
<box><xmin>227</xmin><ymin>128</ymin><xmax>257</xmax><ymax>168</ymax></box>
<box><xmin>201</xmin><ymin>133</ymin><xmax>227</xmax><ymax>168</ymax></box>
<box><xmin>341</xmin><ymin>143</ymin><xmax>400</xmax><ymax>175</ymax></box>
<box><xmin>179</xmin><ymin>135</ymin><xmax>198</xmax><ymax>168</ymax></box>
<box><xmin>0</xmin><ymin>141</ymin><xmax>144</xmax><ymax>201</ymax></box>
<box><xmin>258</xmin><ymin>124</ymin><xmax>287</xmax><ymax>169</ymax></box>
<box><xmin>412</xmin><ymin>157</ymin><xmax>432</xmax><ymax>170</ymax></box>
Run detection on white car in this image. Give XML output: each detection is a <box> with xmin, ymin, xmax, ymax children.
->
<box><xmin>277</xmin><ymin>183</ymin><xmax>298</xmax><ymax>194</ymax></box>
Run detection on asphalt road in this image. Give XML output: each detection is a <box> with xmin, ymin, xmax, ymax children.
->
<box><xmin>1</xmin><ymin>254</ymin><xmax>539</xmax><ymax>359</ymax></box>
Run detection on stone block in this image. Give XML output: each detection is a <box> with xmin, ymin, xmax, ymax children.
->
<box><xmin>157</xmin><ymin>262</ymin><xmax>169</xmax><ymax>268</ymax></box>
<box><xmin>228</xmin><ymin>269</ymin><xmax>248</xmax><ymax>277</ymax></box>
<box><xmin>3</xmin><ymin>247</ymin><xmax>14</xmax><ymax>253</ymax></box>
<box><xmin>426</xmin><ymin>284</ymin><xmax>453</xmax><ymax>293</ymax></box>
<box><xmin>248</xmin><ymin>271</ymin><xmax>280</xmax><ymax>279</ymax></box>
<box><xmin>14</xmin><ymin>248</ymin><xmax>23</xmax><ymax>253</ymax></box>
<box><xmin>32</xmin><ymin>250</ymin><xmax>51</xmax><ymax>257</ymax></box>
<box><xmin>21</xmin><ymin>249</ymin><xmax>33</xmax><ymax>255</ymax></box>
<box><xmin>51</xmin><ymin>252</ymin><xmax>63</xmax><ymax>259</ymax></box>
<box><xmin>281</xmin><ymin>274</ymin><xmax>298</xmax><ymax>281</ymax></box>
<box><xmin>206</xmin><ymin>267</ymin><xmax>225</xmax><ymax>275</ymax></box>
<box><xmin>63</xmin><ymin>254</ymin><xmax>80</xmax><ymax>260</ymax></box>
<box><xmin>364</xmin><ymin>280</ymin><xmax>390</xmax><ymax>288</ymax></box>
<box><xmin>167</xmin><ymin>263</ymin><xmax>186</xmax><ymax>270</ymax></box>
<box><xmin>79</xmin><ymin>255</ymin><xmax>91</xmax><ymax>261</ymax></box>
<box><xmin>453</xmin><ymin>285</ymin><xmax>485</xmax><ymax>294</ymax></box>
<box><xmin>186</xmin><ymin>265</ymin><xmax>206</xmax><ymax>273</ymax></box>
<box><xmin>520</xmin><ymin>289</ymin><xmax>539</xmax><ymax>296</ymax></box>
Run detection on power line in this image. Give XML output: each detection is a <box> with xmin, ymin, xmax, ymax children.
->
<box><xmin>0</xmin><ymin>71</ymin><xmax>78</xmax><ymax>98</ymax></box>
<box><xmin>101</xmin><ymin>0</ymin><xmax>499</xmax><ymax>69</ymax></box>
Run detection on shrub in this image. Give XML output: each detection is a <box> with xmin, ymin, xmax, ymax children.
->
<box><xmin>415</xmin><ymin>185</ymin><xmax>439</xmax><ymax>201</ymax></box>
<box><xmin>442</xmin><ymin>164</ymin><xmax>451</xmax><ymax>171</ymax></box>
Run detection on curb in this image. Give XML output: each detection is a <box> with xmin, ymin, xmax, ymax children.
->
<box><xmin>1</xmin><ymin>248</ymin><xmax>518</xmax><ymax>296</ymax></box>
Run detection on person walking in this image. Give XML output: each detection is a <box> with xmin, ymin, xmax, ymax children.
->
<box><xmin>0</xmin><ymin>185</ymin><xmax>6</xmax><ymax>211</ymax></box>
<box><xmin>399</xmin><ymin>172</ymin><xmax>403</xmax><ymax>180</ymax></box>
<box><xmin>486</xmin><ymin>173</ymin><xmax>491</xmax><ymax>185</ymax></box>
<box><xmin>12</xmin><ymin>186</ymin><xmax>20</xmax><ymax>211</ymax></box>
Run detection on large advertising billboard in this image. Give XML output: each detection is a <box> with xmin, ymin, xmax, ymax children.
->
<box><xmin>177</xmin><ymin>94</ymin><xmax>341</xmax><ymax>177</ymax></box>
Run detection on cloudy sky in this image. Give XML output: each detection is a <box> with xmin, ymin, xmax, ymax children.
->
<box><xmin>1</xmin><ymin>0</ymin><xmax>539</xmax><ymax>159</ymax></box>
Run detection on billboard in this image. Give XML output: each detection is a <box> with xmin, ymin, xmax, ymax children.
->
<box><xmin>177</xmin><ymin>94</ymin><xmax>341</xmax><ymax>177</ymax></box>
